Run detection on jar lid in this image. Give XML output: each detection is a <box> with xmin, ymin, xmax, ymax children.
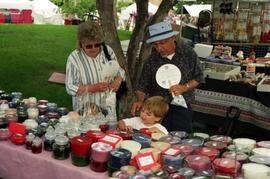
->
<box><xmin>55</xmin><ymin>135</ymin><xmax>68</xmax><ymax>145</ymax></box>
<box><xmin>26</xmin><ymin>133</ymin><xmax>35</xmax><ymax>141</ymax></box>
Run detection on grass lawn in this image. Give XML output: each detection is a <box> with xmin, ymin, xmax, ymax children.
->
<box><xmin>0</xmin><ymin>24</ymin><xmax>131</xmax><ymax>110</ymax></box>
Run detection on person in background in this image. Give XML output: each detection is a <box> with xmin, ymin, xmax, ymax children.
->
<box><xmin>65</xmin><ymin>21</ymin><xmax>125</xmax><ymax>119</ymax></box>
<box><xmin>118</xmin><ymin>96</ymin><xmax>169</xmax><ymax>135</ymax></box>
<box><xmin>131</xmin><ymin>21</ymin><xmax>205</xmax><ymax>133</ymax></box>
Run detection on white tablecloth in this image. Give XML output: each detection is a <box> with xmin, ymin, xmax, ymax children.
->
<box><xmin>0</xmin><ymin>141</ymin><xmax>108</xmax><ymax>179</ymax></box>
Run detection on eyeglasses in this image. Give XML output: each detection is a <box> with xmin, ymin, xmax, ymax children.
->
<box><xmin>84</xmin><ymin>43</ymin><xmax>101</xmax><ymax>49</ymax></box>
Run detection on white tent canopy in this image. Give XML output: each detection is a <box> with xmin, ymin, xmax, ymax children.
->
<box><xmin>183</xmin><ymin>4</ymin><xmax>212</xmax><ymax>17</ymax></box>
<box><xmin>31</xmin><ymin>0</ymin><xmax>63</xmax><ymax>25</ymax></box>
<box><xmin>120</xmin><ymin>2</ymin><xmax>158</xmax><ymax>20</ymax></box>
<box><xmin>0</xmin><ymin>0</ymin><xmax>32</xmax><ymax>10</ymax></box>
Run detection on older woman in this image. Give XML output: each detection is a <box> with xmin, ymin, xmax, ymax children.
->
<box><xmin>65</xmin><ymin>21</ymin><xmax>125</xmax><ymax>119</ymax></box>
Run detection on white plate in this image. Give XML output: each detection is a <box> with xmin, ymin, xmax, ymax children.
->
<box><xmin>155</xmin><ymin>64</ymin><xmax>181</xmax><ymax>89</ymax></box>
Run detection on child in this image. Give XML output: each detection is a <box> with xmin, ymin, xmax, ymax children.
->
<box><xmin>118</xmin><ymin>96</ymin><xmax>169</xmax><ymax>134</ymax></box>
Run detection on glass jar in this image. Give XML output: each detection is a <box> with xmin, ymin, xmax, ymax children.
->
<box><xmin>5</xmin><ymin>108</ymin><xmax>18</xmax><ymax>123</ymax></box>
<box><xmin>25</xmin><ymin>133</ymin><xmax>35</xmax><ymax>150</ymax></box>
<box><xmin>31</xmin><ymin>137</ymin><xmax>43</xmax><ymax>154</ymax></box>
<box><xmin>52</xmin><ymin>135</ymin><xmax>70</xmax><ymax>160</ymax></box>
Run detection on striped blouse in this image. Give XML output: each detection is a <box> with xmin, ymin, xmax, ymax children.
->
<box><xmin>65</xmin><ymin>45</ymin><xmax>125</xmax><ymax>113</ymax></box>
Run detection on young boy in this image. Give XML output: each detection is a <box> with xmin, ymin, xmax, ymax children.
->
<box><xmin>118</xmin><ymin>96</ymin><xmax>169</xmax><ymax>134</ymax></box>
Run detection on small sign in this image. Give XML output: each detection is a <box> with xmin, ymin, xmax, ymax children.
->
<box><xmin>135</xmin><ymin>152</ymin><xmax>156</xmax><ymax>170</ymax></box>
<box><xmin>162</xmin><ymin>148</ymin><xmax>181</xmax><ymax>157</ymax></box>
<box><xmin>98</xmin><ymin>134</ymin><xmax>122</xmax><ymax>148</ymax></box>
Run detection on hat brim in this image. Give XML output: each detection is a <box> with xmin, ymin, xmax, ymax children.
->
<box><xmin>146</xmin><ymin>31</ymin><xmax>179</xmax><ymax>44</ymax></box>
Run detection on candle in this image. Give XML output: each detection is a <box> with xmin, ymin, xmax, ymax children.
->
<box><xmin>185</xmin><ymin>155</ymin><xmax>211</xmax><ymax>171</ymax></box>
<box><xmin>37</xmin><ymin>105</ymin><xmax>47</xmax><ymax>115</ymax></box>
<box><xmin>170</xmin><ymin>131</ymin><xmax>189</xmax><ymax>139</ymax></box>
<box><xmin>257</xmin><ymin>141</ymin><xmax>270</xmax><ymax>149</ymax></box>
<box><xmin>70</xmin><ymin>136</ymin><xmax>94</xmax><ymax>157</ymax></box>
<box><xmin>177</xmin><ymin>167</ymin><xmax>195</xmax><ymax>179</ymax></box>
<box><xmin>90</xmin><ymin>160</ymin><xmax>108</xmax><ymax>172</ymax></box>
<box><xmin>204</xmin><ymin>141</ymin><xmax>227</xmax><ymax>152</ymax></box>
<box><xmin>242</xmin><ymin>163</ymin><xmax>270</xmax><ymax>179</ymax></box>
<box><xmin>31</xmin><ymin>137</ymin><xmax>42</xmax><ymax>154</ymax></box>
<box><xmin>233</xmin><ymin>138</ymin><xmax>256</xmax><ymax>151</ymax></box>
<box><xmin>210</xmin><ymin>135</ymin><xmax>232</xmax><ymax>145</ymax></box>
<box><xmin>139</xmin><ymin>128</ymin><xmax>152</xmax><ymax>137</ymax></box>
<box><xmin>193</xmin><ymin>132</ymin><xmax>209</xmax><ymax>141</ymax></box>
<box><xmin>173</xmin><ymin>144</ymin><xmax>194</xmax><ymax>156</ymax></box>
<box><xmin>71</xmin><ymin>153</ymin><xmax>89</xmax><ymax>167</ymax></box>
<box><xmin>162</xmin><ymin>153</ymin><xmax>185</xmax><ymax>170</ymax></box>
<box><xmin>132</xmin><ymin>133</ymin><xmax>151</xmax><ymax>148</ymax></box>
<box><xmin>10</xmin><ymin>132</ymin><xmax>26</xmax><ymax>145</ymax></box>
<box><xmin>139</xmin><ymin>148</ymin><xmax>161</xmax><ymax>162</ymax></box>
<box><xmin>182</xmin><ymin>138</ymin><xmax>204</xmax><ymax>149</ymax></box>
<box><xmin>213</xmin><ymin>158</ymin><xmax>241</xmax><ymax>177</ymax></box>
<box><xmin>38</xmin><ymin>99</ymin><xmax>48</xmax><ymax>105</ymax></box>
<box><xmin>25</xmin><ymin>133</ymin><xmax>35</xmax><ymax>150</ymax></box>
<box><xmin>46</xmin><ymin>102</ymin><xmax>57</xmax><ymax>112</ymax></box>
<box><xmin>222</xmin><ymin>151</ymin><xmax>248</xmax><ymax>164</ymax></box>
<box><xmin>52</xmin><ymin>135</ymin><xmax>70</xmax><ymax>160</ymax></box>
<box><xmin>0</xmin><ymin>128</ymin><xmax>11</xmax><ymax>140</ymax></box>
<box><xmin>252</xmin><ymin>147</ymin><xmax>270</xmax><ymax>157</ymax></box>
<box><xmin>86</xmin><ymin>130</ymin><xmax>105</xmax><ymax>143</ymax></box>
<box><xmin>91</xmin><ymin>142</ymin><xmax>113</xmax><ymax>162</ymax></box>
<box><xmin>195</xmin><ymin>147</ymin><xmax>220</xmax><ymax>161</ymax></box>
<box><xmin>120</xmin><ymin>140</ymin><xmax>141</xmax><ymax>158</ymax></box>
<box><xmin>151</xmin><ymin>141</ymin><xmax>171</xmax><ymax>151</ymax></box>
<box><xmin>249</xmin><ymin>155</ymin><xmax>270</xmax><ymax>166</ymax></box>
<box><xmin>108</xmin><ymin>148</ymin><xmax>132</xmax><ymax>169</ymax></box>
<box><xmin>27</xmin><ymin>107</ymin><xmax>39</xmax><ymax>119</ymax></box>
<box><xmin>159</xmin><ymin>135</ymin><xmax>181</xmax><ymax>146</ymax></box>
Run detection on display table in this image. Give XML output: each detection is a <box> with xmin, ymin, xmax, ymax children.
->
<box><xmin>0</xmin><ymin>141</ymin><xmax>108</xmax><ymax>179</ymax></box>
<box><xmin>191</xmin><ymin>78</ymin><xmax>270</xmax><ymax>135</ymax></box>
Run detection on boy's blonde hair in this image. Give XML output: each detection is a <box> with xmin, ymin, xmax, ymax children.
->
<box><xmin>143</xmin><ymin>96</ymin><xmax>169</xmax><ymax>119</ymax></box>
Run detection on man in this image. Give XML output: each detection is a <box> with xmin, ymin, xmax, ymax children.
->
<box><xmin>131</xmin><ymin>21</ymin><xmax>205</xmax><ymax>133</ymax></box>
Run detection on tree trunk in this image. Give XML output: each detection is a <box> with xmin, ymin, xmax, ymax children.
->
<box><xmin>96</xmin><ymin>0</ymin><xmax>177</xmax><ymax>118</ymax></box>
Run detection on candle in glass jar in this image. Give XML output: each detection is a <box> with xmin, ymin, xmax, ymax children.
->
<box><xmin>31</xmin><ymin>137</ymin><xmax>42</xmax><ymax>154</ymax></box>
<box><xmin>25</xmin><ymin>133</ymin><xmax>35</xmax><ymax>150</ymax></box>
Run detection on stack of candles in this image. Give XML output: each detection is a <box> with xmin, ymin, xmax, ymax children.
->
<box><xmin>213</xmin><ymin>158</ymin><xmax>241</xmax><ymax>177</ymax></box>
<box><xmin>90</xmin><ymin>142</ymin><xmax>113</xmax><ymax>172</ymax></box>
<box><xmin>132</xmin><ymin>133</ymin><xmax>151</xmax><ymax>148</ymax></box>
<box><xmin>70</xmin><ymin>136</ymin><xmax>94</xmax><ymax>166</ymax></box>
<box><xmin>108</xmin><ymin>148</ymin><xmax>132</xmax><ymax>176</ymax></box>
<box><xmin>185</xmin><ymin>155</ymin><xmax>212</xmax><ymax>171</ymax></box>
<box><xmin>242</xmin><ymin>163</ymin><xmax>270</xmax><ymax>179</ymax></box>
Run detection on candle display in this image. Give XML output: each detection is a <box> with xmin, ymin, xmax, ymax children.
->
<box><xmin>213</xmin><ymin>158</ymin><xmax>241</xmax><ymax>177</ymax></box>
<box><xmin>242</xmin><ymin>163</ymin><xmax>270</xmax><ymax>179</ymax></box>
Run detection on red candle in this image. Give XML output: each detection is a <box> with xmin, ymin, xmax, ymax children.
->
<box><xmin>204</xmin><ymin>141</ymin><xmax>227</xmax><ymax>152</ymax></box>
<box><xmin>70</xmin><ymin>136</ymin><xmax>94</xmax><ymax>156</ymax></box>
<box><xmin>139</xmin><ymin>128</ymin><xmax>152</xmax><ymax>138</ymax></box>
<box><xmin>10</xmin><ymin>133</ymin><xmax>26</xmax><ymax>145</ymax></box>
<box><xmin>86</xmin><ymin>130</ymin><xmax>105</xmax><ymax>143</ymax></box>
<box><xmin>185</xmin><ymin>155</ymin><xmax>211</xmax><ymax>171</ymax></box>
<box><xmin>213</xmin><ymin>158</ymin><xmax>241</xmax><ymax>177</ymax></box>
<box><xmin>91</xmin><ymin>142</ymin><xmax>113</xmax><ymax>162</ymax></box>
<box><xmin>195</xmin><ymin>147</ymin><xmax>220</xmax><ymax>161</ymax></box>
<box><xmin>173</xmin><ymin>144</ymin><xmax>194</xmax><ymax>155</ymax></box>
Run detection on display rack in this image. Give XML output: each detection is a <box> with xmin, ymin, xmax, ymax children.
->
<box><xmin>211</xmin><ymin>0</ymin><xmax>270</xmax><ymax>44</ymax></box>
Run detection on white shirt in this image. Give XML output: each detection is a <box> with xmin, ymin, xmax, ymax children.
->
<box><xmin>123</xmin><ymin>117</ymin><xmax>168</xmax><ymax>135</ymax></box>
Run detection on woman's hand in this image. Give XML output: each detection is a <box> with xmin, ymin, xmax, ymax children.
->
<box><xmin>110</xmin><ymin>77</ymin><xmax>122</xmax><ymax>92</ymax></box>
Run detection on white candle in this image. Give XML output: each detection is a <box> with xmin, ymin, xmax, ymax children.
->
<box><xmin>120</xmin><ymin>140</ymin><xmax>141</xmax><ymax>158</ymax></box>
<box><xmin>252</xmin><ymin>147</ymin><xmax>270</xmax><ymax>157</ymax></box>
<box><xmin>233</xmin><ymin>138</ymin><xmax>256</xmax><ymax>150</ymax></box>
<box><xmin>242</xmin><ymin>163</ymin><xmax>270</xmax><ymax>179</ymax></box>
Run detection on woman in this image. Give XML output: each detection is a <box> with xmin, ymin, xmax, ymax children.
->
<box><xmin>65</xmin><ymin>21</ymin><xmax>125</xmax><ymax>120</ymax></box>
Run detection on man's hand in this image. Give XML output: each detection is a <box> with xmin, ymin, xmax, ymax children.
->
<box><xmin>131</xmin><ymin>101</ymin><xmax>143</xmax><ymax>116</ymax></box>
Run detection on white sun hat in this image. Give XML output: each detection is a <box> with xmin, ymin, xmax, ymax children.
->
<box><xmin>146</xmin><ymin>21</ymin><xmax>178</xmax><ymax>43</ymax></box>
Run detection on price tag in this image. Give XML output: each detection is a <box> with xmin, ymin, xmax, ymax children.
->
<box><xmin>162</xmin><ymin>148</ymin><xmax>181</xmax><ymax>157</ymax></box>
<box><xmin>135</xmin><ymin>152</ymin><xmax>156</xmax><ymax>170</ymax></box>
<box><xmin>98</xmin><ymin>134</ymin><xmax>122</xmax><ymax>148</ymax></box>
